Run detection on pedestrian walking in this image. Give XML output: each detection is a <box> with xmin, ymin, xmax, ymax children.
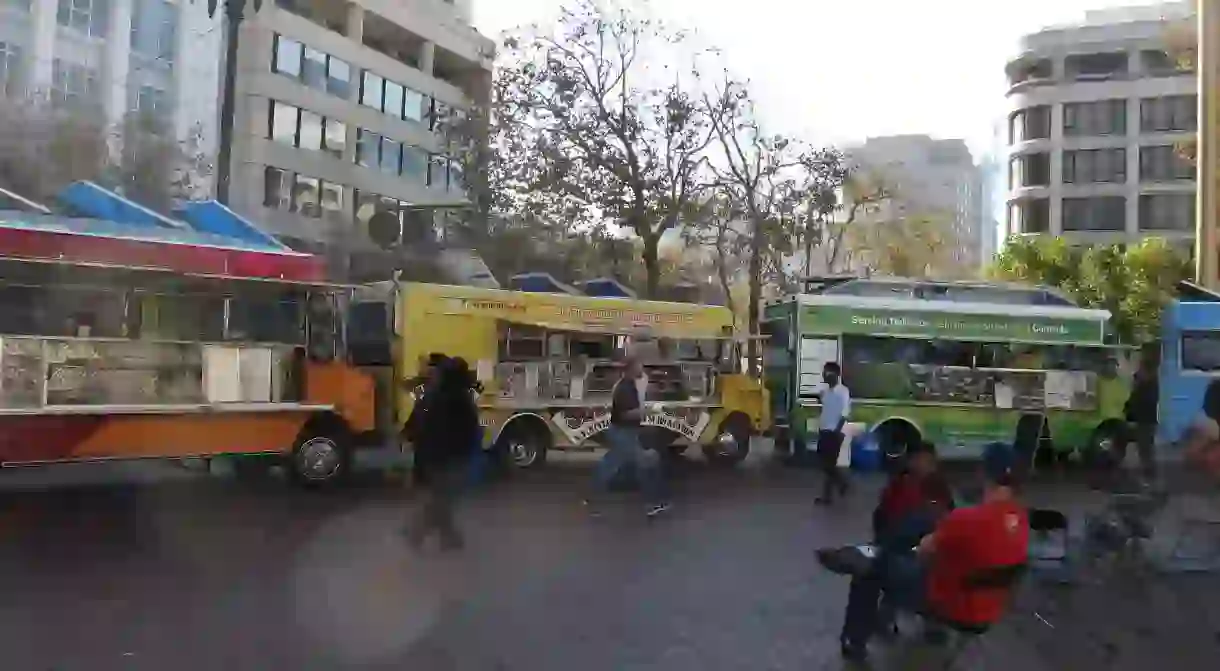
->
<box><xmin>1116</xmin><ymin>347</ymin><xmax>1159</xmax><ymax>481</ymax></box>
<box><xmin>815</xmin><ymin>361</ymin><xmax>851</xmax><ymax>506</ymax></box>
<box><xmin>585</xmin><ymin>354</ymin><xmax>671</xmax><ymax>517</ymax></box>
<box><xmin>404</xmin><ymin>356</ymin><xmax>481</xmax><ymax>550</ymax></box>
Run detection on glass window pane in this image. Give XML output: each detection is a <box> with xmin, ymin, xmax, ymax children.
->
<box><xmin>298</xmin><ymin>110</ymin><xmax>323</xmax><ymax>150</ymax></box>
<box><xmin>430</xmin><ymin>154</ymin><xmax>449</xmax><ymax>189</ymax></box>
<box><xmin>293</xmin><ymin>173</ymin><xmax>320</xmax><ymax>217</ymax></box>
<box><xmin>357</xmin><ymin>129</ymin><xmax>379</xmax><ymax>168</ymax></box>
<box><xmin>324</xmin><ymin>119</ymin><xmax>346</xmax><ymax>158</ymax></box>
<box><xmin>401</xmin><ymin>145</ymin><xmax>428</xmax><ymax>182</ymax></box>
<box><xmin>383</xmin><ymin>81</ymin><xmax>404</xmax><ymax>119</ymax></box>
<box><xmin>403</xmin><ymin>88</ymin><xmax>426</xmax><ymax>122</ymax></box>
<box><xmin>380</xmin><ymin>138</ymin><xmax>401</xmax><ymax>174</ymax></box>
<box><xmin>320</xmin><ymin>181</ymin><xmax>343</xmax><ymax>218</ymax></box>
<box><xmin>263</xmin><ymin>166</ymin><xmax>291</xmax><ymax>209</ymax></box>
<box><xmin>361</xmin><ymin>71</ymin><xmax>383</xmax><ymax>110</ymax></box>
<box><xmin>354</xmin><ymin>189</ymin><xmax>378</xmax><ymax>226</ymax></box>
<box><xmin>274</xmin><ymin>36</ymin><xmax>302</xmax><ymax>77</ymax></box>
<box><xmin>302</xmin><ymin>47</ymin><xmax>327</xmax><ymax>89</ymax></box>
<box><xmin>269</xmin><ymin>101</ymin><xmax>298</xmax><ymax>145</ymax></box>
<box><xmin>327</xmin><ymin>56</ymin><xmax>350</xmax><ymax>98</ymax></box>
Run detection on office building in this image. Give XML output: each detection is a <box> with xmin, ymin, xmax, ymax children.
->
<box><xmin>847</xmin><ymin>135</ymin><xmax>984</xmax><ymax>272</ymax></box>
<box><xmin>226</xmin><ymin>0</ymin><xmax>494</xmax><ymax>277</ymax></box>
<box><xmin>0</xmin><ymin>0</ymin><xmax>224</xmax><ymax>170</ymax></box>
<box><xmin>1005</xmin><ymin>1</ymin><xmax>1197</xmax><ymax>246</ymax></box>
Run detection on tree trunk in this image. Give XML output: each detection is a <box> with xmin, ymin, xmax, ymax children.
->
<box><xmin>641</xmin><ymin>231</ymin><xmax>661</xmax><ymax>300</ymax></box>
<box><xmin>715</xmin><ymin>230</ymin><xmax>736</xmax><ymax>328</ymax></box>
<box><xmin>746</xmin><ymin>214</ymin><xmax>764</xmax><ymax>377</ymax></box>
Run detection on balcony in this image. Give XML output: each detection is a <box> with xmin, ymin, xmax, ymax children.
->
<box><xmin>362</xmin><ymin>10</ymin><xmax>425</xmax><ymax>71</ymax></box>
<box><xmin>275</xmin><ymin>0</ymin><xmax>349</xmax><ymax>35</ymax></box>
<box><xmin>433</xmin><ymin>45</ymin><xmax>485</xmax><ymax>100</ymax></box>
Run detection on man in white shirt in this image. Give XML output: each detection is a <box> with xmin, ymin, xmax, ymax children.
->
<box><xmin>815</xmin><ymin>361</ymin><xmax>852</xmax><ymax>506</ymax></box>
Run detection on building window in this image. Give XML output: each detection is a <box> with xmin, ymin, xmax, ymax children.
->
<box><xmin>324</xmin><ymin>118</ymin><xmax>346</xmax><ymax>159</ymax></box>
<box><xmin>298</xmin><ymin>110</ymin><xmax>323</xmax><ymax>151</ymax></box>
<box><xmin>302</xmin><ymin>46</ymin><xmax>328</xmax><ymax>90</ymax></box>
<box><xmin>294</xmin><ymin>173</ymin><xmax>320</xmax><ymax>217</ymax></box>
<box><xmin>0</xmin><ymin>41</ymin><xmax>22</xmax><ymax>96</ymax></box>
<box><xmin>57</xmin><ymin>0</ymin><xmax>109</xmax><ymax>38</ymax></box>
<box><xmin>380</xmin><ymin>138</ymin><xmax>401</xmax><ymax>174</ymax></box>
<box><xmin>403</xmin><ymin>87</ymin><xmax>427</xmax><ymax>122</ymax></box>
<box><xmin>321</xmin><ymin>180</ymin><xmax>344</xmax><ymax>218</ymax></box>
<box><xmin>1139</xmin><ymin>193</ymin><xmax>1194</xmax><ymax>231</ymax></box>
<box><xmin>129</xmin><ymin>84</ymin><xmax>171</xmax><ymax>122</ymax></box>
<box><xmin>1141</xmin><ymin>49</ymin><xmax>1190</xmax><ymax>76</ymax></box>
<box><xmin>269</xmin><ymin>100</ymin><xmax>298</xmax><ymax>145</ymax></box>
<box><xmin>1062</xmin><ymin>148</ymin><xmax>1126</xmax><ymax>184</ymax></box>
<box><xmin>353</xmin><ymin>189</ymin><xmax>380</xmax><ymax>227</ymax></box>
<box><xmin>273</xmin><ymin>35</ymin><xmax>303</xmax><ymax>77</ymax></box>
<box><xmin>1008</xmin><ymin>106</ymin><xmax>1050</xmax><ymax>144</ymax></box>
<box><xmin>50</xmin><ymin>59</ymin><xmax>98</xmax><ymax>109</ymax></box>
<box><xmin>326</xmin><ymin>56</ymin><xmax>350</xmax><ymax>98</ymax></box>
<box><xmin>1009</xmin><ymin>198</ymin><xmax>1050</xmax><ymax>234</ymax></box>
<box><xmin>430</xmin><ymin>155</ymin><xmax>450</xmax><ymax>189</ymax></box>
<box><xmin>1009</xmin><ymin>152</ymin><xmax>1050</xmax><ymax>188</ymax></box>
<box><xmin>383</xmin><ymin>80</ymin><xmax>404</xmax><ymax>119</ymax></box>
<box><xmin>264</xmin><ymin>166</ymin><xmax>293</xmax><ymax>209</ymax></box>
<box><xmin>361</xmin><ymin>71</ymin><xmax>383</xmax><ymax>110</ymax></box>
<box><xmin>130</xmin><ymin>0</ymin><xmax>177</xmax><ymax>65</ymax></box>
<box><xmin>1062</xmin><ymin>196</ymin><xmax>1126</xmax><ymax>231</ymax></box>
<box><xmin>402</xmin><ymin>145</ymin><xmax>428</xmax><ymax>181</ymax></box>
<box><xmin>357</xmin><ymin>129</ymin><xmax>379</xmax><ymax>167</ymax></box>
<box><xmin>1064</xmin><ymin>52</ymin><xmax>1128</xmax><ymax>81</ymax></box>
<box><xmin>1141</xmin><ymin>95</ymin><xmax>1197</xmax><ymax>133</ymax></box>
<box><xmin>1140</xmin><ymin>145</ymin><xmax>1194</xmax><ymax>182</ymax></box>
<box><xmin>1063</xmin><ymin>100</ymin><xmax>1126</xmax><ymax>137</ymax></box>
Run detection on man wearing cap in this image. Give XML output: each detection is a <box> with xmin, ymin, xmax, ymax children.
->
<box><xmin>839</xmin><ymin>442</ymin><xmax>1029</xmax><ymax>662</ymax></box>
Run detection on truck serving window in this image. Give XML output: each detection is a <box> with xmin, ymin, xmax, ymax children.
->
<box><xmin>347</xmin><ymin>301</ymin><xmax>391</xmax><ymax>366</ymax></box>
<box><xmin>1182</xmin><ymin>331</ymin><xmax>1220</xmax><ymax>372</ymax></box>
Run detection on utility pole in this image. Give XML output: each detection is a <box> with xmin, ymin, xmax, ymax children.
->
<box><xmin>1197</xmin><ymin>0</ymin><xmax>1219</xmax><ymax>288</ymax></box>
<box><xmin>204</xmin><ymin>0</ymin><xmax>262</xmax><ymax>205</ymax></box>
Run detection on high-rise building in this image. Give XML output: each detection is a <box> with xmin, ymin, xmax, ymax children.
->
<box><xmin>1005</xmin><ymin>1</ymin><xmax>1196</xmax><ymax>247</ymax></box>
<box><xmin>847</xmin><ymin>134</ymin><xmax>984</xmax><ymax>272</ymax></box>
<box><xmin>225</xmin><ymin>0</ymin><xmax>494</xmax><ymax>275</ymax></box>
<box><xmin>0</xmin><ymin>0</ymin><xmax>224</xmax><ymax>165</ymax></box>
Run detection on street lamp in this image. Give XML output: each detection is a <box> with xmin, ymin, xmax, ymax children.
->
<box><xmin>201</xmin><ymin>0</ymin><xmax>264</xmax><ymax>205</ymax></box>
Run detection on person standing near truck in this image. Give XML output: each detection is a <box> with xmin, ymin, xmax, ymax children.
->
<box><xmin>1117</xmin><ymin>348</ymin><xmax>1159</xmax><ymax>481</ymax></box>
<box><xmin>815</xmin><ymin>361</ymin><xmax>852</xmax><ymax>506</ymax></box>
<box><xmin>585</xmin><ymin>354</ymin><xmax>671</xmax><ymax>517</ymax></box>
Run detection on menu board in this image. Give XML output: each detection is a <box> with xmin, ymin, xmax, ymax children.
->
<box><xmin>798</xmin><ymin>337</ymin><xmax>838</xmax><ymax>398</ymax></box>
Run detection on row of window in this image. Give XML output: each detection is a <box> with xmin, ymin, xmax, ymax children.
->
<box><xmin>129</xmin><ymin>0</ymin><xmax>177</xmax><ymax>65</ymax></box>
<box><xmin>50</xmin><ymin>58</ymin><xmax>98</xmax><ymax>108</ymax></box>
<box><xmin>1009</xmin><ymin>193</ymin><xmax>1196</xmax><ymax>233</ymax></box>
<box><xmin>263</xmin><ymin>166</ymin><xmax>345</xmax><ymax>219</ymax></box>
<box><xmin>1009</xmin><ymin>50</ymin><xmax>1191</xmax><ymax>88</ymax></box>
<box><xmin>271</xmin><ymin>34</ymin><xmax>460</xmax><ymax>138</ymax></box>
<box><xmin>1009</xmin><ymin>95</ymin><xmax>1197</xmax><ymax>143</ymax></box>
<box><xmin>1009</xmin><ymin>145</ymin><xmax>1194</xmax><ymax>188</ymax></box>
<box><xmin>58</xmin><ymin>0</ymin><xmax>109</xmax><ymax>39</ymax></box>
<box><xmin>267</xmin><ymin>99</ymin><xmax>466</xmax><ymax>193</ymax></box>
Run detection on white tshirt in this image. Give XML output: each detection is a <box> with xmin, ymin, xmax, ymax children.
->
<box><xmin>818</xmin><ymin>383</ymin><xmax>851</xmax><ymax>432</ymax></box>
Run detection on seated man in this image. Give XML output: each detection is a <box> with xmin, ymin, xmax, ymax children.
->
<box><xmin>873</xmin><ymin>441</ymin><xmax>955</xmax><ymax>540</ymax></box>
<box><xmin>840</xmin><ymin>442</ymin><xmax>1029</xmax><ymax>662</ymax></box>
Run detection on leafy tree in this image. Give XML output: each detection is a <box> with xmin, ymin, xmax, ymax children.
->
<box><xmin>492</xmin><ymin>0</ymin><xmax>716</xmax><ymax>298</ymax></box>
<box><xmin>990</xmin><ymin>236</ymin><xmax>1191</xmax><ymax>343</ymax></box>
<box><xmin>848</xmin><ymin>212</ymin><xmax>961</xmax><ymax>279</ymax></box>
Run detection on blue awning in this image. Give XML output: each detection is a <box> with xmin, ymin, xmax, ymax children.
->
<box><xmin>57</xmin><ymin>181</ymin><xmax>186</xmax><ymax>230</ymax></box>
<box><xmin>579</xmin><ymin>278</ymin><xmax>637</xmax><ymax>298</ymax></box>
<box><xmin>509</xmin><ymin>272</ymin><xmax>579</xmax><ymax>295</ymax></box>
<box><xmin>177</xmin><ymin>201</ymin><xmax>290</xmax><ymax>252</ymax></box>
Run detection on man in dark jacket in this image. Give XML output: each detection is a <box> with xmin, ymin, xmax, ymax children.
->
<box><xmin>405</xmin><ymin>357</ymin><xmax>480</xmax><ymax>550</ymax></box>
<box><xmin>1117</xmin><ymin>349</ymin><xmax>1158</xmax><ymax>480</ymax></box>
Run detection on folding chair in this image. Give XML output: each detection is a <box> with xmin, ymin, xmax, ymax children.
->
<box><xmin>1028</xmin><ymin>508</ymin><xmax>1069</xmax><ymax>576</ymax></box>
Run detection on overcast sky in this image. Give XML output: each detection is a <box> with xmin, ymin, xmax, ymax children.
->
<box><xmin>473</xmin><ymin>0</ymin><xmax>1146</xmax><ymax>159</ymax></box>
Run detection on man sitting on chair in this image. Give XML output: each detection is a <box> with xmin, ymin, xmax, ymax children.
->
<box><xmin>839</xmin><ymin>442</ymin><xmax>1029</xmax><ymax>662</ymax></box>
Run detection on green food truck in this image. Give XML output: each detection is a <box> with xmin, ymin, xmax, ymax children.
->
<box><xmin>762</xmin><ymin>277</ymin><xmax>1131</xmax><ymax>468</ymax></box>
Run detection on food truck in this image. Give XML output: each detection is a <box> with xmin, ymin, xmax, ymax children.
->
<box><xmin>348</xmin><ymin>277</ymin><xmax>769</xmax><ymax>468</ymax></box>
<box><xmin>763</xmin><ymin>277</ymin><xmax>1130</xmax><ymax>468</ymax></box>
<box><xmin>0</xmin><ymin>182</ymin><xmax>376</xmax><ymax>486</ymax></box>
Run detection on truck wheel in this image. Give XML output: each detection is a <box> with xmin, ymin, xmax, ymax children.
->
<box><xmin>877</xmin><ymin>421</ymin><xmax>920</xmax><ymax>474</ymax></box>
<box><xmin>496</xmin><ymin>422</ymin><xmax>549</xmax><ymax>469</ymax></box>
<box><xmin>288</xmin><ymin>431</ymin><xmax>351</xmax><ymax>487</ymax></box>
<box><xmin>703</xmin><ymin>414</ymin><xmax>752</xmax><ymax>467</ymax></box>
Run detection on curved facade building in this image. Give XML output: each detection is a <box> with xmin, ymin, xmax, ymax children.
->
<box><xmin>1005</xmin><ymin>2</ymin><xmax>1196</xmax><ymax>247</ymax></box>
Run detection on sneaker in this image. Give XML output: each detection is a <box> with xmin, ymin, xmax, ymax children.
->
<box><xmin>646</xmin><ymin>502</ymin><xmax>671</xmax><ymax>517</ymax></box>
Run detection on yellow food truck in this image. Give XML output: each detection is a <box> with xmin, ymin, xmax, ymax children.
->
<box><xmin>348</xmin><ymin>282</ymin><xmax>769</xmax><ymax>469</ymax></box>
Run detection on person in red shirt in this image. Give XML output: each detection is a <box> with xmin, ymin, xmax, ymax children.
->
<box><xmin>873</xmin><ymin>441</ymin><xmax>955</xmax><ymax>539</ymax></box>
<box><xmin>840</xmin><ymin>442</ymin><xmax>1028</xmax><ymax>662</ymax></box>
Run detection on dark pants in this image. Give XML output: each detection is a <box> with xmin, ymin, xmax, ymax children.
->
<box><xmin>817</xmin><ymin>429</ymin><xmax>848</xmax><ymax>501</ymax></box>
<box><xmin>1116</xmin><ymin>422</ymin><xmax>1157</xmax><ymax>479</ymax></box>
<box><xmin>842</xmin><ymin>510</ymin><xmax>940</xmax><ymax>647</ymax></box>
<box><xmin>408</xmin><ymin>463</ymin><xmax>465</xmax><ymax>548</ymax></box>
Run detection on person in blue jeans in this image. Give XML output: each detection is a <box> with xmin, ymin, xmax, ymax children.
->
<box><xmin>585</xmin><ymin>354</ymin><xmax>671</xmax><ymax>517</ymax></box>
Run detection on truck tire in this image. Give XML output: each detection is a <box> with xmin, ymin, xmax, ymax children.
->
<box><xmin>288</xmin><ymin>429</ymin><xmax>351</xmax><ymax>487</ymax></box>
<box><xmin>495</xmin><ymin>421</ymin><xmax>550</xmax><ymax>470</ymax></box>
<box><xmin>702</xmin><ymin>414</ymin><xmax>752</xmax><ymax>467</ymax></box>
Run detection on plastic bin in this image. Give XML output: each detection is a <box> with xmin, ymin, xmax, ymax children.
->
<box><xmin>851</xmin><ymin>430</ymin><xmax>882</xmax><ymax>473</ymax></box>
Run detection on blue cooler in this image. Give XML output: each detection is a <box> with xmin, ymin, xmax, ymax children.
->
<box><xmin>851</xmin><ymin>431</ymin><xmax>882</xmax><ymax>472</ymax></box>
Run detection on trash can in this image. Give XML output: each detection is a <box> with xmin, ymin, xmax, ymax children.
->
<box><xmin>851</xmin><ymin>430</ymin><xmax>882</xmax><ymax>473</ymax></box>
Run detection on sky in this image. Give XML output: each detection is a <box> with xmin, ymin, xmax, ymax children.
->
<box><xmin>473</xmin><ymin>0</ymin><xmax>1147</xmax><ymax>160</ymax></box>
